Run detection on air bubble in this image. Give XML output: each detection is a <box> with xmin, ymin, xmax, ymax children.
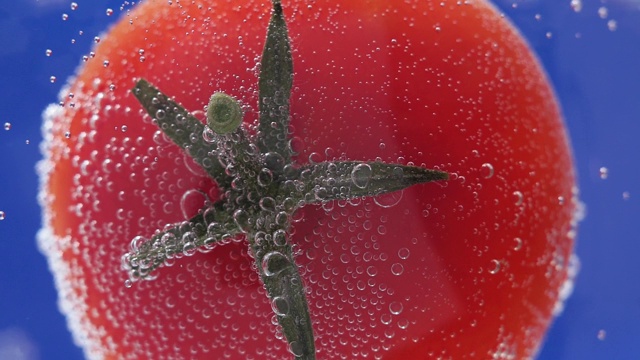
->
<box><xmin>489</xmin><ymin>259</ymin><xmax>501</xmax><ymax>274</ymax></box>
<box><xmin>513</xmin><ymin>237</ymin><xmax>523</xmax><ymax>251</ymax></box>
<box><xmin>289</xmin><ymin>341</ymin><xmax>304</xmax><ymax>357</ymax></box>
<box><xmin>390</xmin><ymin>263</ymin><xmax>404</xmax><ymax>276</ymax></box>
<box><xmin>49</xmin><ymin>76</ymin><xmax>57</xmax><ymax>83</ymax></box>
<box><xmin>398</xmin><ymin>248</ymin><xmax>410</xmax><ymax>260</ymax></box>
<box><xmin>598</xmin><ymin>6</ymin><xmax>608</xmax><ymax>19</ymax></box>
<box><xmin>45</xmin><ymin>49</ymin><xmax>52</xmax><ymax>57</ymax></box>
<box><xmin>374</xmin><ymin>190</ymin><xmax>403</xmax><ymax>208</ymax></box>
<box><xmin>389</xmin><ymin>301</ymin><xmax>403</xmax><ymax>315</ymax></box>
<box><xmin>106</xmin><ymin>8</ymin><xmax>114</xmax><ymax>16</ymax></box>
<box><xmin>202</xmin><ymin>125</ymin><xmax>216</xmax><ymax>143</ymax></box>
<box><xmin>271</xmin><ymin>296</ymin><xmax>290</xmax><ymax>316</ymax></box>
<box><xmin>103</xmin><ymin>60</ymin><xmax>110</xmax><ymax>67</ymax></box>
<box><xmin>233</xmin><ymin>209</ymin><xmax>251</xmax><ymax>232</ymax></box>
<box><xmin>70</xmin><ymin>2</ymin><xmax>78</xmax><ymax>10</ymax></box>
<box><xmin>3</xmin><ymin>123</ymin><xmax>11</xmax><ymax>131</ymax></box>
<box><xmin>570</xmin><ymin>0</ymin><xmax>582</xmax><ymax>12</ymax></box>
<box><xmin>351</xmin><ymin>164</ymin><xmax>372</xmax><ymax>189</ymax></box>
<box><xmin>512</xmin><ymin>191</ymin><xmax>524</xmax><ymax>205</ymax></box>
<box><xmin>180</xmin><ymin>189</ymin><xmax>207</xmax><ymax>219</ymax></box>
<box><xmin>0</xmin><ymin>211</ymin><xmax>5</xmax><ymax>220</ymax></box>
<box><xmin>480</xmin><ymin>163</ymin><xmax>494</xmax><ymax>179</ymax></box>
<box><xmin>273</xmin><ymin>229</ymin><xmax>287</xmax><ymax>246</ymax></box>
<box><xmin>261</xmin><ymin>251</ymin><xmax>290</xmax><ymax>277</ymax></box>
<box><xmin>599</xmin><ymin>167</ymin><xmax>609</xmax><ymax>179</ymax></box>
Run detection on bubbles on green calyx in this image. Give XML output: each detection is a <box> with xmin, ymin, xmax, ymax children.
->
<box><xmin>262</xmin><ymin>251</ymin><xmax>291</xmax><ymax>277</ymax></box>
<box><xmin>351</xmin><ymin>163</ymin><xmax>372</xmax><ymax>189</ymax></box>
<box><xmin>206</xmin><ymin>92</ymin><xmax>243</xmax><ymax>134</ymax></box>
<box><xmin>271</xmin><ymin>296</ymin><xmax>290</xmax><ymax>316</ymax></box>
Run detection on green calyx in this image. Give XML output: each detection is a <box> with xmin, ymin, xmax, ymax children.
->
<box><xmin>125</xmin><ymin>1</ymin><xmax>448</xmax><ymax>359</ymax></box>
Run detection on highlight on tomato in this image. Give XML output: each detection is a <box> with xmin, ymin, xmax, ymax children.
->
<box><xmin>38</xmin><ymin>0</ymin><xmax>580</xmax><ymax>359</ymax></box>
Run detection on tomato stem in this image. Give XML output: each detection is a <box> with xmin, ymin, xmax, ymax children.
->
<box><xmin>126</xmin><ymin>1</ymin><xmax>448</xmax><ymax>358</ymax></box>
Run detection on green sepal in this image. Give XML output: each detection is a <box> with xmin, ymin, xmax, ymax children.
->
<box><xmin>283</xmin><ymin>161</ymin><xmax>449</xmax><ymax>204</ymax></box>
<box><xmin>122</xmin><ymin>202</ymin><xmax>236</xmax><ymax>281</ymax></box>
<box><xmin>257</xmin><ymin>1</ymin><xmax>294</xmax><ymax>167</ymax></box>
<box><xmin>248</xmin><ymin>229</ymin><xmax>316</xmax><ymax>359</ymax></box>
<box><xmin>132</xmin><ymin>79</ymin><xmax>230</xmax><ymax>189</ymax></box>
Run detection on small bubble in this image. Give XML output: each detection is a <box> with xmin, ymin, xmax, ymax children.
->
<box><xmin>262</xmin><ymin>251</ymin><xmax>290</xmax><ymax>277</ymax></box>
<box><xmin>398</xmin><ymin>248</ymin><xmax>410</xmax><ymax>260</ymax></box>
<box><xmin>3</xmin><ymin>122</ymin><xmax>11</xmax><ymax>131</ymax></box>
<box><xmin>61</xmin><ymin>13</ymin><xmax>69</xmax><ymax>21</ymax></box>
<box><xmin>106</xmin><ymin>8</ymin><xmax>114</xmax><ymax>16</ymax></box>
<box><xmin>70</xmin><ymin>2</ymin><xmax>78</xmax><ymax>10</ymax></box>
<box><xmin>546</xmin><ymin>32</ymin><xmax>553</xmax><ymax>39</ymax></box>
<box><xmin>64</xmin><ymin>131</ymin><xmax>71</xmax><ymax>138</ymax></box>
<box><xmin>534</xmin><ymin>14</ymin><xmax>541</xmax><ymax>21</ymax></box>
<box><xmin>273</xmin><ymin>229</ymin><xmax>287</xmax><ymax>246</ymax></box>
<box><xmin>598</xmin><ymin>6</ymin><xmax>608</xmax><ymax>19</ymax></box>
<box><xmin>94</xmin><ymin>36</ymin><xmax>101</xmax><ymax>43</ymax></box>
<box><xmin>49</xmin><ymin>76</ymin><xmax>57</xmax><ymax>83</ymax></box>
<box><xmin>271</xmin><ymin>296</ymin><xmax>290</xmax><ymax>316</ymax></box>
<box><xmin>389</xmin><ymin>301</ymin><xmax>403</xmax><ymax>315</ymax></box>
<box><xmin>0</xmin><ymin>211</ymin><xmax>5</xmax><ymax>220</ymax></box>
<box><xmin>597</xmin><ymin>329</ymin><xmax>606</xmax><ymax>341</ymax></box>
<box><xmin>489</xmin><ymin>259</ymin><xmax>501</xmax><ymax>274</ymax></box>
<box><xmin>570</xmin><ymin>0</ymin><xmax>582</xmax><ymax>12</ymax></box>
<box><xmin>103</xmin><ymin>60</ymin><xmax>110</xmax><ymax>67</ymax></box>
<box><xmin>366</xmin><ymin>266</ymin><xmax>378</xmax><ymax>277</ymax></box>
<box><xmin>374</xmin><ymin>190</ymin><xmax>403</xmax><ymax>208</ymax></box>
<box><xmin>599</xmin><ymin>167</ymin><xmax>609</xmax><ymax>179</ymax></box>
<box><xmin>480</xmin><ymin>163</ymin><xmax>494</xmax><ymax>179</ymax></box>
<box><xmin>45</xmin><ymin>49</ymin><xmax>52</xmax><ymax>57</ymax></box>
<box><xmin>513</xmin><ymin>237</ymin><xmax>523</xmax><ymax>251</ymax></box>
<box><xmin>390</xmin><ymin>263</ymin><xmax>404</xmax><ymax>276</ymax></box>
<box><xmin>512</xmin><ymin>190</ymin><xmax>524</xmax><ymax>205</ymax></box>
<box><xmin>623</xmin><ymin>191</ymin><xmax>630</xmax><ymax>200</ymax></box>
<box><xmin>289</xmin><ymin>341</ymin><xmax>304</xmax><ymax>357</ymax></box>
<box><xmin>351</xmin><ymin>163</ymin><xmax>372</xmax><ymax>189</ymax></box>
<box><xmin>607</xmin><ymin>20</ymin><xmax>617</xmax><ymax>32</ymax></box>
<box><xmin>124</xmin><ymin>279</ymin><xmax>132</xmax><ymax>288</ymax></box>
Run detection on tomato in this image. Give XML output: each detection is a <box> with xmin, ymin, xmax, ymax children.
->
<box><xmin>38</xmin><ymin>0</ymin><xmax>578</xmax><ymax>359</ymax></box>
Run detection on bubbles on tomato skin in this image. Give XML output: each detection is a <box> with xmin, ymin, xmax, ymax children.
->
<box><xmin>480</xmin><ymin>162</ymin><xmax>494</xmax><ymax>179</ymax></box>
<box><xmin>488</xmin><ymin>259</ymin><xmax>502</xmax><ymax>275</ymax></box>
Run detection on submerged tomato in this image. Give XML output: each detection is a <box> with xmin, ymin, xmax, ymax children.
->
<box><xmin>39</xmin><ymin>0</ymin><xmax>577</xmax><ymax>359</ymax></box>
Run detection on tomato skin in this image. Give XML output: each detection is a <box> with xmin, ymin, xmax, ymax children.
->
<box><xmin>39</xmin><ymin>0</ymin><xmax>577</xmax><ymax>359</ymax></box>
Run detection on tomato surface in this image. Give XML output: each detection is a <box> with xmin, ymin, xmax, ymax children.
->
<box><xmin>38</xmin><ymin>0</ymin><xmax>578</xmax><ymax>359</ymax></box>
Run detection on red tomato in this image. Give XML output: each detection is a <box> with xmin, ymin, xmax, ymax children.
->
<box><xmin>39</xmin><ymin>0</ymin><xmax>577</xmax><ymax>359</ymax></box>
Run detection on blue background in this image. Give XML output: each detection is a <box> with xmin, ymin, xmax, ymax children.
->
<box><xmin>0</xmin><ymin>0</ymin><xmax>638</xmax><ymax>359</ymax></box>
